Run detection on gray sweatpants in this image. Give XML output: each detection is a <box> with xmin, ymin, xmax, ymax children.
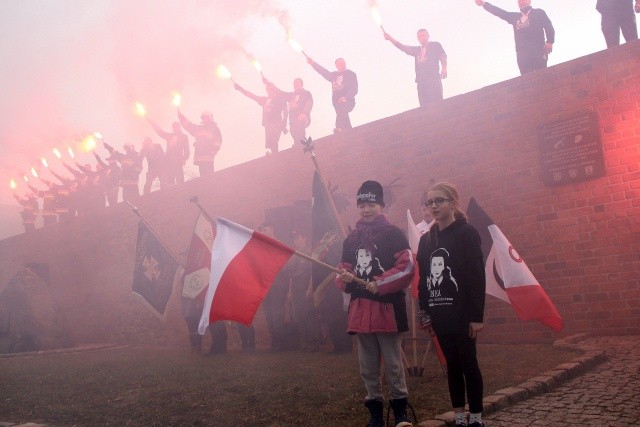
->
<box><xmin>356</xmin><ymin>332</ymin><xmax>408</xmax><ymax>401</ymax></box>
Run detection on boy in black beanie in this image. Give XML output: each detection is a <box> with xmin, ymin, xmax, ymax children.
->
<box><xmin>336</xmin><ymin>180</ymin><xmax>416</xmax><ymax>427</ymax></box>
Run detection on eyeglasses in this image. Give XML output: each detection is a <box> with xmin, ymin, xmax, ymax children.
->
<box><xmin>424</xmin><ymin>197</ymin><xmax>451</xmax><ymax>208</ymax></box>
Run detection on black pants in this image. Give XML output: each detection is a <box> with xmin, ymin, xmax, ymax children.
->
<box><xmin>417</xmin><ymin>79</ymin><xmax>443</xmax><ymax>106</ymax></box>
<box><xmin>334</xmin><ymin>98</ymin><xmax>355</xmax><ymax>130</ymax></box>
<box><xmin>437</xmin><ymin>333</ymin><xmax>484</xmax><ymax>414</ymax></box>
<box><xmin>517</xmin><ymin>50</ymin><xmax>548</xmax><ymax>75</ymax></box>
<box><xmin>185</xmin><ymin>316</ymin><xmax>203</xmax><ymax>349</ymax></box>
<box><xmin>237</xmin><ymin>323</ymin><xmax>256</xmax><ymax>352</ymax></box>
<box><xmin>197</xmin><ymin>162</ymin><xmax>214</xmax><ymax>176</ymax></box>
<box><xmin>208</xmin><ymin>321</ymin><xmax>228</xmax><ymax>354</ymax></box>
<box><xmin>601</xmin><ymin>11</ymin><xmax>638</xmax><ymax>47</ymax></box>
<box><xmin>289</xmin><ymin>116</ymin><xmax>308</xmax><ymax>146</ymax></box>
<box><xmin>264</xmin><ymin>125</ymin><xmax>282</xmax><ymax>154</ymax></box>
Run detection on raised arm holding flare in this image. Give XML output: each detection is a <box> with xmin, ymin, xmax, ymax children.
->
<box><xmin>233</xmin><ymin>81</ymin><xmax>288</xmax><ymax>155</ymax></box>
<box><xmin>384</xmin><ymin>28</ymin><xmax>447</xmax><ymax>106</ymax></box>
<box><xmin>475</xmin><ymin>0</ymin><xmax>554</xmax><ymax>75</ymax></box>
<box><xmin>263</xmin><ymin>76</ymin><xmax>313</xmax><ymax>146</ymax></box>
<box><xmin>307</xmin><ymin>57</ymin><xmax>357</xmax><ymax>133</ymax></box>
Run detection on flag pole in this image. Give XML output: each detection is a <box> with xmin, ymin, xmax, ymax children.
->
<box><xmin>126</xmin><ymin>200</ymin><xmax>184</xmax><ymax>268</ymax></box>
<box><xmin>189</xmin><ymin>196</ymin><xmax>216</xmax><ymax>225</ymax></box>
<box><xmin>291</xmin><ymin>248</ymin><xmax>370</xmax><ymax>287</ymax></box>
<box><xmin>301</xmin><ymin>137</ymin><xmax>348</xmax><ymax>239</ymax></box>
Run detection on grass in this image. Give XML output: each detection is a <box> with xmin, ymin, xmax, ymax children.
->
<box><xmin>0</xmin><ymin>342</ymin><xmax>580</xmax><ymax>426</ymax></box>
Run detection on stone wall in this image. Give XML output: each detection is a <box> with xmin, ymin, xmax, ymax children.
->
<box><xmin>1</xmin><ymin>41</ymin><xmax>638</xmax><ymax>345</ymax></box>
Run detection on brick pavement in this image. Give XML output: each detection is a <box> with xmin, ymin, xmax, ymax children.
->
<box><xmin>420</xmin><ymin>335</ymin><xmax>640</xmax><ymax>427</ymax></box>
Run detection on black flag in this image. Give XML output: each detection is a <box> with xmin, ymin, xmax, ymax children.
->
<box><xmin>133</xmin><ymin>222</ymin><xmax>178</xmax><ymax>316</ymax></box>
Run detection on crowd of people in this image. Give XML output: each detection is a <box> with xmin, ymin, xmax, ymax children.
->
<box><xmin>12</xmin><ymin>1</ymin><xmax>638</xmax><ymax>235</ymax></box>
<box><xmin>13</xmin><ymin>109</ymin><xmax>221</xmax><ymax>233</ymax></box>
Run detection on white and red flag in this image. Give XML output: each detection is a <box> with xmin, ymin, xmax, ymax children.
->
<box><xmin>182</xmin><ymin>213</ymin><xmax>215</xmax><ymax>300</ymax></box>
<box><xmin>198</xmin><ymin>217</ymin><xmax>295</xmax><ymax>333</ymax></box>
<box><xmin>466</xmin><ymin>198</ymin><xmax>563</xmax><ymax>332</ymax></box>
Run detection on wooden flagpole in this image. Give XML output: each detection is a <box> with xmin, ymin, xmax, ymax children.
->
<box><xmin>301</xmin><ymin>137</ymin><xmax>347</xmax><ymax>239</ymax></box>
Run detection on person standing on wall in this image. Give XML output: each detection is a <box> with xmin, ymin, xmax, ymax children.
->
<box><xmin>307</xmin><ymin>56</ymin><xmax>358</xmax><ymax>133</ymax></box>
<box><xmin>384</xmin><ymin>28</ymin><xmax>448</xmax><ymax>106</ymax></box>
<box><xmin>596</xmin><ymin>0</ymin><xmax>640</xmax><ymax>47</ymax></box>
<box><xmin>475</xmin><ymin>0</ymin><xmax>555</xmax><ymax>75</ymax></box>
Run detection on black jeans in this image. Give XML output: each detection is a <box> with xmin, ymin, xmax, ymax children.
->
<box><xmin>334</xmin><ymin>98</ymin><xmax>355</xmax><ymax>130</ymax></box>
<box><xmin>437</xmin><ymin>332</ymin><xmax>484</xmax><ymax>413</ymax></box>
<box><xmin>417</xmin><ymin>79</ymin><xmax>443</xmax><ymax>106</ymax></box>
<box><xmin>517</xmin><ymin>50</ymin><xmax>548</xmax><ymax>75</ymax></box>
<box><xmin>601</xmin><ymin>11</ymin><xmax>638</xmax><ymax>47</ymax></box>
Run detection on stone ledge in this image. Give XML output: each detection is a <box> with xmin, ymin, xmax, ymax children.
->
<box><xmin>417</xmin><ymin>333</ymin><xmax>606</xmax><ymax>426</ymax></box>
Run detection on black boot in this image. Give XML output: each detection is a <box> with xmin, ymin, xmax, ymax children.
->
<box><xmin>364</xmin><ymin>399</ymin><xmax>385</xmax><ymax>427</ymax></box>
<box><xmin>389</xmin><ymin>398</ymin><xmax>412</xmax><ymax>427</ymax></box>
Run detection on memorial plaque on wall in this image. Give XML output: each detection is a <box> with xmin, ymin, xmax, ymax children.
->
<box><xmin>538</xmin><ymin>111</ymin><xmax>605</xmax><ymax>186</ymax></box>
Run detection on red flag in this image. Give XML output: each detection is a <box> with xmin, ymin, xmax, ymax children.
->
<box><xmin>467</xmin><ymin>198</ymin><xmax>563</xmax><ymax>332</ymax></box>
<box><xmin>198</xmin><ymin>218</ymin><xmax>295</xmax><ymax>332</ymax></box>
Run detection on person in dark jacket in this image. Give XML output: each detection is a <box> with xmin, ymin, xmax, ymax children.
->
<box><xmin>94</xmin><ymin>153</ymin><xmax>121</xmax><ymax>207</ymax></box>
<box><xmin>177</xmin><ymin>110</ymin><xmax>221</xmax><ymax>176</ymax></box>
<box><xmin>264</xmin><ymin>77</ymin><xmax>314</xmax><ymax>146</ymax></box>
<box><xmin>13</xmin><ymin>193</ymin><xmax>39</xmax><ymax>232</ymax></box>
<box><xmin>475</xmin><ymin>0</ymin><xmax>555</xmax><ymax>75</ymax></box>
<box><xmin>307</xmin><ymin>57</ymin><xmax>358</xmax><ymax>133</ymax></box>
<box><xmin>140</xmin><ymin>137</ymin><xmax>166</xmax><ymax>195</ymax></box>
<box><xmin>233</xmin><ymin>81</ymin><xmax>288</xmax><ymax>155</ymax></box>
<box><xmin>416</xmin><ymin>182</ymin><xmax>486</xmax><ymax>427</ymax></box>
<box><xmin>148</xmin><ymin>119</ymin><xmax>190</xmax><ymax>185</ymax></box>
<box><xmin>384</xmin><ymin>28</ymin><xmax>448</xmax><ymax>106</ymax></box>
<box><xmin>596</xmin><ymin>0</ymin><xmax>640</xmax><ymax>47</ymax></box>
<box><xmin>336</xmin><ymin>180</ymin><xmax>416</xmax><ymax>427</ymax></box>
<box><xmin>104</xmin><ymin>143</ymin><xmax>141</xmax><ymax>202</ymax></box>
<box><xmin>28</xmin><ymin>181</ymin><xmax>57</xmax><ymax>225</ymax></box>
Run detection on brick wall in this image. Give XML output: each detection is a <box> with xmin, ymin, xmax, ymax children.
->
<box><xmin>1</xmin><ymin>41</ymin><xmax>638</xmax><ymax>345</ymax></box>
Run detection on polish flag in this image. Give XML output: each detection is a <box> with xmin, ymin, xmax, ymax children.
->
<box><xmin>198</xmin><ymin>218</ymin><xmax>294</xmax><ymax>333</ymax></box>
<box><xmin>467</xmin><ymin>198</ymin><xmax>563</xmax><ymax>332</ymax></box>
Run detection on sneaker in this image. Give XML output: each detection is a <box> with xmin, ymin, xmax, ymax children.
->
<box><xmin>468</xmin><ymin>422</ymin><xmax>484</xmax><ymax>427</ymax></box>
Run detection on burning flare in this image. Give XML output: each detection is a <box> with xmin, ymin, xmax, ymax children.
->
<box><xmin>251</xmin><ymin>58</ymin><xmax>262</xmax><ymax>73</ymax></box>
<box><xmin>134</xmin><ymin>101</ymin><xmax>147</xmax><ymax>117</ymax></box>
<box><xmin>10</xmin><ymin>179</ymin><xmax>17</xmax><ymax>190</ymax></box>
<box><xmin>82</xmin><ymin>135</ymin><xmax>97</xmax><ymax>152</ymax></box>
<box><xmin>371</xmin><ymin>6</ymin><xmax>383</xmax><ymax>27</ymax></box>
<box><xmin>216</xmin><ymin>64</ymin><xmax>232</xmax><ymax>80</ymax></box>
<box><xmin>94</xmin><ymin>132</ymin><xmax>103</xmax><ymax>140</ymax></box>
<box><xmin>172</xmin><ymin>91</ymin><xmax>182</xmax><ymax>107</ymax></box>
<box><xmin>52</xmin><ymin>147</ymin><xmax>62</xmax><ymax>159</ymax></box>
<box><xmin>288</xmin><ymin>37</ymin><xmax>302</xmax><ymax>52</ymax></box>
<box><xmin>41</xmin><ymin>157</ymin><xmax>49</xmax><ymax>169</ymax></box>
<box><xmin>67</xmin><ymin>146</ymin><xmax>75</xmax><ymax>159</ymax></box>
<box><xmin>22</xmin><ymin>173</ymin><xmax>29</xmax><ymax>183</ymax></box>
<box><xmin>287</xmin><ymin>32</ymin><xmax>308</xmax><ymax>58</ymax></box>
<box><xmin>31</xmin><ymin>167</ymin><xmax>39</xmax><ymax>178</ymax></box>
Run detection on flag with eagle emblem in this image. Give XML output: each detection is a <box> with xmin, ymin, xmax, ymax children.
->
<box><xmin>132</xmin><ymin>222</ymin><xmax>179</xmax><ymax>316</ymax></box>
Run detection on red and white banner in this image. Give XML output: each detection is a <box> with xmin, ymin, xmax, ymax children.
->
<box><xmin>467</xmin><ymin>198</ymin><xmax>563</xmax><ymax>332</ymax></box>
<box><xmin>198</xmin><ymin>217</ymin><xmax>295</xmax><ymax>333</ymax></box>
<box><xmin>182</xmin><ymin>213</ymin><xmax>214</xmax><ymax>300</ymax></box>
